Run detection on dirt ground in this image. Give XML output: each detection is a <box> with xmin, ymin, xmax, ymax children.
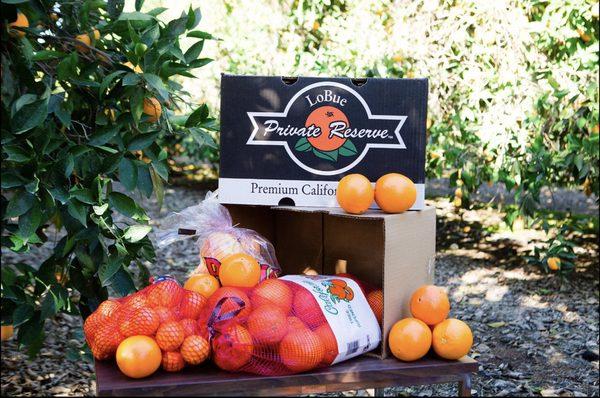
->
<box><xmin>1</xmin><ymin>186</ymin><xmax>598</xmax><ymax>397</ymax></box>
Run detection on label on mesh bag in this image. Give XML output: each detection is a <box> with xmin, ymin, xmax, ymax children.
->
<box><xmin>280</xmin><ymin>275</ymin><xmax>381</xmax><ymax>364</ymax></box>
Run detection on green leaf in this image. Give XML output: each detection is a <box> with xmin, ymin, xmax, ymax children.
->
<box><xmin>294</xmin><ymin>137</ymin><xmax>312</xmax><ymax>152</ymax></box>
<box><xmin>1</xmin><ymin>172</ymin><xmax>25</xmax><ymax>188</ymax></box>
<box><xmin>165</xmin><ymin>12</ymin><xmax>188</xmax><ymax>39</ymax></box>
<box><xmin>123</xmin><ymin>72</ymin><xmax>141</xmax><ymax>86</ymax></box>
<box><xmin>142</xmin><ymin>73</ymin><xmax>169</xmax><ymax>101</ymax></box>
<box><xmin>185</xmin><ymin>104</ymin><xmax>209</xmax><ymax>127</ymax></box>
<box><xmin>123</xmin><ymin>225</ymin><xmax>152</xmax><ymax>243</ymax></box>
<box><xmin>188</xmin><ymin>58</ymin><xmax>212</xmax><ymax>68</ymax></box>
<box><xmin>88</xmin><ymin>127</ymin><xmax>118</xmax><ymax>146</ymax></box>
<box><xmin>40</xmin><ymin>294</ymin><xmax>57</xmax><ymax>320</ymax></box>
<box><xmin>99</xmin><ymin>256</ymin><xmax>123</xmax><ymax>286</ymax></box>
<box><xmin>118</xmin><ymin>157</ymin><xmax>138</xmax><ymax>191</ymax></box>
<box><xmin>187</xmin><ymin>31</ymin><xmax>217</xmax><ymax>40</ymax></box>
<box><xmin>3</xmin><ymin>145</ymin><xmax>30</xmax><ymax>162</ymax></box>
<box><xmin>56</xmin><ymin>52</ymin><xmax>78</xmax><ymax>81</ymax></box>
<box><xmin>93</xmin><ymin>203</ymin><xmax>109</xmax><ymax>215</ymax></box>
<box><xmin>186</xmin><ymin>7</ymin><xmax>201</xmax><ymax>30</ymax></box>
<box><xmin>312</xmin><ymin>148</ymin><xmax>338</xmax><ymax>162</ymax></box>
<box><xmin>13</xmin><ymin>304</ymin><xmax>34</xmax><ymax>327</ymax></box>
<box><xmin>150</xmin><ymin>167</ymin><xmax>164</xmax><ymax>209</ymax></box>
<box><xmin>67</xmin><ymin>200</ymin><xmax>88</xmax><ymax>227</ymax></box>
<box><xmin>24</xmin><ymin>177</ymin><xmax>39</xmax><ymax>194</ymax></box>
<box><xmin>109</xmin><ymin>192</ymin><xmax>146</xmax><ymax>220</ymax></box>
<box><xmin>127</xmin><ymin>132</ymin><xmax>159</xmax><ymax>150</ymax></box>
<box><xmin>18</xmin><ymin>202</ymin><xmax>41</xmax><ymax>238</ymax></box>
<box><xmin>70</xmin><ymin>188</ymin><xmax>95</xmax><ymax>204</ymax></box>
<box><xmin>184</xmin><ymin>40</ymin><xmax>204</xmax><ymax>63</ymax></box>
<box><xmin>146</xmin><ymin>7</ymin><xmax>168</xmax><ymax>17</ymax></box>
<box><xmin>5</xmin><ymin>191</ymin><xmax>35</xmax><ymax>218</ymax></box>
<box><xmin>32</xmin><ymin>51</ymin><xmax>66</xmax><ymax>61</ymax></box>
<box><xmin>135</xmin><ymin>0</ymin><xmax>144</xmax><ymax>11</ymax></box>
<box><xmin>108</xmin><ymin>268</ymin><xmax>136</xmax><ymax>296</ymax></box>
<box><xmin>339</xmin><ymin>139</ymin><xmax>358</xmax><ymax>156</ymax></box>
<box><xmin>99</xmin><ymin>71</ymin><xmax>125</xmax><ymax>98</ymax></box>
<box><xmin>11</xmin><ymin>96</ymin><xmax>48</xmax><ymax>134</ymax></box>
<box><xmin>137</xmin><ymin>164</ymin><xmax>153</xmax><ymax>198</ymax></box>
<box><xmin>117</xmin><ymin>12</ymin><xmax>153</xmax><ymax>22</ymax></box>
<box><xmin>108</xmin><ymin>0</ymin><xmax>125</xmax><ymax>18</ymax></box>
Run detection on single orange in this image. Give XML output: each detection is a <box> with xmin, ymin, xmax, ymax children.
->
<box><xmin>293</xmin><ymin>288</ymin><xmax>326</xmax><ymax>328</ymax></box>
<box><xmin>200</xmin><ymin>231</ymin><xmax>243</xmax><ymax>262</ymax></box>
<box><xmin>116</xmin><ymin>336</ymin><xmax>162</xmax><ymax>378</ymax></box>
<box><xmin>143</xmin><ymin>97</ymin><xmax>162</xmax><ymax>122</ymax></box>
<box><xmin>155</xmin><ymin>321</ymin><xmax>185</xmax><ymax>351</ymax></box>
<box><xmin>306</xmin><ymin>106</ymin><xmax>348</xmax><ymax>151</ymax></box>
<box><xmin>180</xmin><ymin>335</ymin><xmax>210</xmax><ymax>365</ymax></box>
<box><xmin>287</xmin><ymin>316</ymin><xmax>307</xmax><ymax>332</ymax></box>
<box><xmin>178</xmin><ymin>290</ymin><xmax>207</xmax><ymax>319</ymax></box>
<box><xmin>118</xmin><ymin>307</ymin><xmax>160</xmax><ymax>337</ymax></box>
<box><xmin>247</xmin><ymin>304</ymin><xmax>288</xmax><ymax>344</ymax></box>
<box><xmin>251</xmin><ymin>279</ymin><xmax>293</xmax><ymax>314</ymax></box>
<box><xmin>367</xmin><ymin>289</ymin><xmax>383</xmax><ymax>325</ymax></box>
<box><xmin>96</xmin><ymin>300</ymin><xmax>121</xmax><ymax>319</ymax></box>
<box><xmin>219</xmin><ymin>253</ymin><xmax>261</xmax><ymax>288</ymax></box>
<box><xmin>374</xmin><ymin>173</ymin><xmax>417</xmax><ymax>213</ymax></box>
<box><xmin>123</xmin><ymin>61</ymin><xmax>143</xmax><ymax>73</ymax></box>
<box><xmin>212</xmin><ymin>324</ymin><xmax>253</xmax><ymax>371</ymax></box>
<box><xmin>336</xmin><ymin>174</ymin><xmax>374</xmax><ymax>214</ymax></box>
<box><xmin>432</xmin><ymin>319</ymin><xmax>473</xmax><ymax>360</ymax></box>
<box><xmin>147</xmin><ymin>280</ymin><xmax>183</xmax><ymax>308</ymax></box>
<box><xmin>1</xmin><ymin>325</ymin><xmax>14</xmax><ymax>341</ymax></box>
<box><xmin>74</xmin><ymin>33</ymin><xmax>92</xmax><ymax>52</ymax></box>
<box><xmin>121</xmin><ymin>293</ymin><xmax>149</xmax><ymax>310</ymax></box>
<box><xmin>179</xmin><ymin>318</ymin><xmax>198</xmax><ymax>337</ymax></box>
<box><xmin>162</xmin><ymin>350</ymin><xmax>185</xmax><ymax>372</ymax></box>
<box><xmin>314</xmin><ymin>324</ymin><xmax>338</xmax><ymax>365</ymax></box>
<box><xmin>279</xmin><ymin>328</ymin><xmax>325</xmax><ymax>372</ymax></box>
<box><xmin>91</xmin><ymin>321</ymin><xmax>124</xmax><ymax>360</ymax></box>
<box><xmin>206</xmin><ymin>287</ymin><xmax>252</xmax><ymax>319</ymax></box>
<box><xmin>154</xmin><ymin>306</ymin><xmax>177</xmax><ymax>323</ymax></box>
<box><xmin>547</xmin><ymin>257</ymin><xmax>561</xmax><ymax>271</ymax></box>
<box><xmin>388</xmin><ymin>318</ymin><xmax>432</xmax><ymax>361</ymax></box>
<box><xmin>9</xmin><ymin>12</ymin><xmax>28</xmax><ymax>38</ymax></box>
<box><xmin>410</xmin><ymin>285</ymin><xmax>450</xmax><ymax>326</ymax></box>
<box><xmin>184</xmin><ymin>274</ymin><xmax>220</xmax><ymax>298</ymax></box>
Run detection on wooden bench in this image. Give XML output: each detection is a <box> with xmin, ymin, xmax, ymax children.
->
<box><xmin>95</xmin><ymin>355</ymin><xmax>478</xmax><ymax>396</ymax></box>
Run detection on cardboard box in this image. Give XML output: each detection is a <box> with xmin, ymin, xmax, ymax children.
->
<box><xmin>226</xmin><ymin>204</ymin><xmax>436</xmax><ymax>358</ymax></box>
<box><xmin>219</xmin><ymin>75</ymin><xmax>428</xmax><ymax>209</ymax></box>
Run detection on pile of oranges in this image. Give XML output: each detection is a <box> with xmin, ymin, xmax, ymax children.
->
<box><xmin>336</xmin><ymin>173</ymin><xmax>416</xmax><ymax>215</ymax></box>
<box><xmin>388</xmin><ymin>285</ymin><xmax>473</xmax><ymax>362</ymax></box>
<box><xmin>84</xmin><ymin>279</ymin><xmax>210</xmax><ymax>378</ymax></box>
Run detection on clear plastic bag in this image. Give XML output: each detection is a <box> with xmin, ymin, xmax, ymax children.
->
<box><xmin>155</xmin><ymin>191</ymin><xmax>281</xmax><ymax>282</ymax></box>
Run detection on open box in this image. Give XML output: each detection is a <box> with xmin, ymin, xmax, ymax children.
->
<box><xmin>226</xmin><ymin>204</ymin><xmax>436</xmax><ymax>359</ymax></box>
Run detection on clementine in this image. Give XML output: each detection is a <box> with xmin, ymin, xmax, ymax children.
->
<box><xmin>336</xmin><ymin>174</ymin><xmax>374</xmax><ymax>214</ymax></box>
<box><xmin>314</xmin><ymin>324</ymin><xmax>338</xmax><ymax>365</ymax></box>
<box><xmin>1</xmin><ymin>325</ymin><xmax>14</xmax><ymax>341</ymax></box>
<box><xmin>143</xmin><ymin>97</ymin><xmax>162</xmax><ymax>122</ymax></box>
<box><xmin>374</xmin><ymin>173</ymin><xmax>417</xmax><ymax>213</ymax></box>
<box><xmin>367</xmin><ymin>289</ymin><xmax>383</xmax><ymax>325</ymax></box>
<box><xmin>154</xmin><ymin>306</ymin><xmax>177</xmax><ymax>323</ymax></box>
<box><xmin>184</xmin><ymin>274</ymin><xmax>220</xmax><ymax>298</ymax></box>
<box><xmin>251</xmin><ymin>279</ymin><xmax>293</xmax><ymax>314</ymax></box>
<box><xmin>116</xmin><ymin>336</ymin><xmax>162</xmax><ymax>378</ymax></box>
<box><xmin>432</xmin><ymin>319</ymin><xmax>473</xmax><ymax>360</ymax></box>
<box><xmin>147</xmin><ymin>280</ymin><xmax>183</xmax><ymax>308</ymax></box>
<box><xmin>162</xmin><ymin>351</ymin><xmax>185</xmax><ymax>372</ymax></box>
<box><xmin>219</xmin><ymin>253</ymin><xmax>260</xmax><ymax>288</ymax></box>
<box><xmin>155</xmin><ymin>321</ymin><xmax>185</xmax><ymax>351</ymax></box>
<box><xmin>410</xmin><ymin>285</ymin><xmax>450</xmax><ymax>326</ymax></box>
<box><xmin>293</xmin><ymin>288</ymin><xmax>326</xmax><ymax>328</ymax></box>
<box><xmin>178</xmin><ymin>290</ymin><xmax>207</xmax><ymax>319</ymax></box>
<box><xmin>91</xmin><ymin>321</ymin><xmax>124</xmax><ymax>360</ymax></box>
<box><xmin>247</xmin><ymin>304</ymin><xmax>288</xmax><ymax>344</ymax></box>
<box><xmin>118</xmin><ymin>307</ymin><xmax>160</xmax><ymax>337</ymax></box>
<box><xmin>547</xmin><ymin>257</ymin><xmax>561</xmax><ymax>271</ymax></box>
<box><xmin>179</xmin><ymin>318</ymin><xmax>198</xmax><ymax>337</ymax></box>
<box><xmin>388</xmin><ymin>318</ymin><xmax>432</xmax><ymax>361</ymax></box>
<box><xmin>180</xmin><ymin>335</ymin><xmax>210</xmax><ymax>365</ymax></box>
<box><xmin>212</xmin><ymin>324</ymin><xmax>254</xmax><ymax>371</ymax></box>
<box><xmin>279</xmin><ymin>328</ymin><xmax>324</xmax><ymax>372</ymax></box>
<box><xmin>96</xmin><ymin>300</ymin><xmax>120</xmax><ymax>319</ymax></box>
<box><xmin>9</xmin><ymin>12</ymin><xmax>29</xmax><ymax>38</ymax></box>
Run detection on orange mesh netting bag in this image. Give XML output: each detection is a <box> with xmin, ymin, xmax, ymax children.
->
<box><xmin>201</xmin><ymin>275</ymin><xmax>381</xmax><ymax>375</ymax></box>
<box><xmin>155</xmin><ymin>191</ymin><xmax>281</xmax><ymax>283</ymax></box>
<box><xmin>83</xmin><ymin>276</ymin><xmax>210</xmax><ymax>373</ymax></box>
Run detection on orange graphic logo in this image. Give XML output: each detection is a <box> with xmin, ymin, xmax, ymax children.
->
<box><xmin>327</xmin><ymin>279</ymin><xmax>355</xmax><ymax>302</ymax></box>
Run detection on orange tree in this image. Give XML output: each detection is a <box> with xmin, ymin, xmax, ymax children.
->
<box><xmin>1</xmin><ymin>0</ymin><xmax>215</xmax><ymax>355</ymax></box>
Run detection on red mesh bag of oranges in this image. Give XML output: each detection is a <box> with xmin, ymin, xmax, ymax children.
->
<box><xmin>83</xmin><ymin>276</ymin><xmax>211</xmax><ymax>378</ymax></box>
<box><xmin>156</xmin><ymin>191</ymin><xmax>281</xmax><ymax>284</ymax></box>
<box><xmin>199</xmin><ymin>275</ymin><xmax>381</xmax><ymax>375</ymax></box>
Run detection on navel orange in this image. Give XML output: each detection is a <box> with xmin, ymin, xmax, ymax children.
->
<box><xmin>180</xmin><ymin>335</ymin><xmax>210</xmax><ymax>365</ymax></box>
<box><xmin>219</xmin><ymin>253</ymin><xmax>260</xmax><ymax>288</ymax></box>
<box><xmin>374</xmin><ymin>173</ymin><xmax>417</xmax><ymax>213</ymax></box>
<box><xmin>116</xmin><ymin>336</ymin><xmax>162</xmax><ymax>378</ymax></box>
<box><xmin>388</xmin><ymin>318</ymin><xmax>432</xmax><ymax>361</ymax></box>
<box><xmin>279</xmin><ymin>328</ymin><xmax>324</xmax><ymax>372</ymax></box>
<box><xmin>212</xmin><ymin>324</ymin><xmax>253</xmax><ymax>371</ymax></box>
<box><xmin>155</xmin><ymin>321</ymin><xmax>185</xmax><ymax>351</ymax></box>
<box><xmin>314</xmin><ymin>324</ymin><xmax>338</xmax><ymax>365</ymax></box>
<box><xmin>251</xmin><ymin>279</ymin><xmax>293</xmax><ymax>314</ymax></box>
<box><xmin>247</xmin><ymin>304</ymin><xmax>288</xmax><ymax>344</ymax></box>
<box><xmin>336</xmin><ymin>174</ymin><xmax>374</xmax><ymax>214</ymax></box>
<box><xmin>410</xmin><ymin>285</ymin><xmax>450</xmax><ymax>326</ymax></box>
<box><xmin>184</xmin><ymin>274</ymin><xmax>220</xmax><ymax>298</ymax></box>
<box><xmin>161</xmin><ymin>350</ymin><xmax>185</xmax><ymax>372</ymax></box>
<box><xmin>432</xmin><ymin>319</ymin><xmax>473</xmax><ymax>360</ymax></box>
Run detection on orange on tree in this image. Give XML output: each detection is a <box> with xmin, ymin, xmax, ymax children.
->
<box><xmin>143</xmin><ymin>97</ymin><xmax>162</xmax><ymax>122</ymax></box>
<box><xmin>206</xmin><ymin>286</ymin><xmax>252</xmax><ymax>319</ymax></box>
<box><xmin>155</xmin><ymin>321</ymin><xmax>185</xmax><ymax>351</ymax></box>
<box><xmin>547</xmin><ymin>257</ymin><xmax>561</xmax><ymax>271</ymax></box>
<box><xmin>219</xmin><ymin>253</ymin><xmax>260</xmax><ymax>288</ymax></box>
<box><xmin>367</xmin><ymin>289</ymin><xmax>383</xmax><ymax>325</ymax></box>
<box><xmin>336</xmin><ymin>174</ymin><xmax>374</xmax><ymax>214</ymax></box>
<box><xmin>162</xmin><ymin>351</ymin><xmax>185</xmax><ymax>372</ymax></box>
<box><xmin>374</xmin><ymin>173</ymin><xmax>417</xmax><ymax>213</ymax></box>
<box><xmin>279</xmin><ymin>328</ymin><xmax>325</xmax><ymax>372</ymax></box>
<box><xmin>212</xmin><ymin>323</ymin><xmax>254</xmax><ymax>371</ymax></box>
<box><xmin>315</xmin><ymin>324</ymin><xmax>338</xmax><ymax>365</ymax></box>
<box><xmin>184</xmin><ymin>274</ymin><xmax>220</xmax><ymax>298</ymax></box>
<box><xmin>432</xmin><ymin>319</ymin><xmax>473</xmax><ymax>360</ymax></box>
<box><xmin>123</xmin><ymin>61</ymin><xmax>143</xmax><ymax>73</ymax></box>
<box><xmin>9</xmin><ymin>12</ymin><xmax>28</xmax><ymax>38</ymax></box>
<box><xmin>116</xmin><ymin>336</ymin><xmax>162</xmax><ymax>378</ymax></box>
<box><xmin>247</xmin><ymin>304</ymin><xmax>288</xmax><ymax>344</ymax></box>
<box><xmin>180</xmin><ymin>335</ymin><xmax>210</xmax><ymax>365</ymax></box>
<box><xmin>250</xmin><ymin>278</ymin><xmax>293</xmax><ymax>314</ymax></box>
<box><xmin>1</xmin><ymin>325</ymin><xmax>14</xmax><ymax>341</ymax></box>
<box><xmin>410</xmin><ymin>285</ymin><xmax>450</xmax><ymax>326</ymax></box>
<box><xmin>388</xmin><ymin>318</ymin><xmax>432</xmax><ymax>361</ymax></box>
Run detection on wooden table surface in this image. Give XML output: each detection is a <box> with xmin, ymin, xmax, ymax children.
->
<box><xmin>96</xmin><ymin>355</ymin><xmax>478</xmax><ymax>396</ymax></box>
